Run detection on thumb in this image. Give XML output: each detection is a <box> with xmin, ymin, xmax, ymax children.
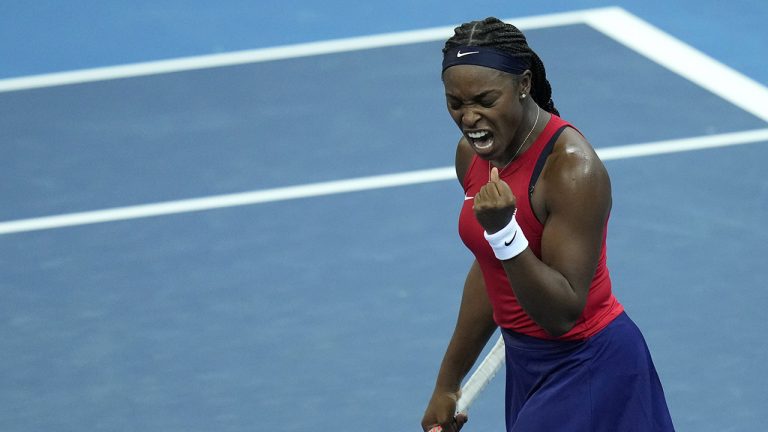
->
<box><xmin>490</xmin><ymin>166</ymin><xmax>500</xmax><ymax>183</ymax></box>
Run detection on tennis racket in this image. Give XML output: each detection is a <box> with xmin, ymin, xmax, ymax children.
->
<box><xmin>456</xmin><ymin>334</ymin><xmax>505</xmax><ymax>414</ymax></box>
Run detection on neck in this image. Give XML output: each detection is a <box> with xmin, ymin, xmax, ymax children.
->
<box><xmin>492</xmin><ymin>103</ymin><xmax>541</xmax><ymax>169</ymax></box>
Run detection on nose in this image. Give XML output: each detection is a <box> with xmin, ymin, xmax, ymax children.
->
<box><xmin>461</xmin><ymin>108</ymin><xmax>481</xmax><ymax>128</ymax></box>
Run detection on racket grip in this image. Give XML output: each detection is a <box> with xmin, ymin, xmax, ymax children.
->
<box><xmin>426</xmin><ymin>426</ymin><xmax>443</xmax><ymax>432</ymax></box>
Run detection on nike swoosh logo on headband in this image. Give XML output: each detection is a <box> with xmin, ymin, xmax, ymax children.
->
<box><xmin>456</xmin><ymin>50</ymin><xmax>480</xmax><ymax>57</ymax></box>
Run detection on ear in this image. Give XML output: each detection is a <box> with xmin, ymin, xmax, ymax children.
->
<box><xmin>518</xmin><ymin>70</ymin><xmax>533</xmax><ymax>98</ymax></box>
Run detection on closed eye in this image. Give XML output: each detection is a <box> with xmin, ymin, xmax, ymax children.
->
<box><xmin>477</xmin><ymin>90</ymin><xmax>501</xmax><ymax>107</ymax></box>
<box><xmin>445</xmin><ymin>90</ymin><xmax>501</xmax><ymax>110</ymax></box>
<box><xmin>479</xmin><ymin>97</ymin><xmax>496</xmax><ymax>108</ymax></box>
<box><xmin>446</xmin><ymin>96</ymin><xmax>462</xmax><ymax>110</ymax></box>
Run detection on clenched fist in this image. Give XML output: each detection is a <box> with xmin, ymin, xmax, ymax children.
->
<box><xmin>473</xmin><ymin>167</ymin><xmax>517</xmax><ymax>234</ymax></box>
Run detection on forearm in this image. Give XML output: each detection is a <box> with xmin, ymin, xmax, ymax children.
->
<box><xmin>433</xmin><ymin>317</ymin><xmax>497</xmax><ymax>392</ymax></box>
<box><xmin>500</xmin><ymin>250</ymin><xmax>587</xmax><ymax>337</ymax></box>
<box><xmin>432</xmin><ymin>262</ymin><xmax>498</xmax><ymax>393</ymax></box>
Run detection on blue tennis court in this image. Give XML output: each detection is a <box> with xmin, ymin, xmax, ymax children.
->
<box><xmin>2</xmin><ymin>3</ymin><xmax>767</xmax><ymax>431</ymax></box>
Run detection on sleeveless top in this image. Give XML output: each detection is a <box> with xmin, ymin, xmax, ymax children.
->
<box><xmin>458</xmin><ymin>114</ymin><xmax>624</xmax><ymax>340</ymax></box>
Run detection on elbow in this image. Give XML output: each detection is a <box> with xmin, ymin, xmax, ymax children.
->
<box><xmin>543</xmin><ymin>321</ymin><xmax>576</xmax><ymax>338</ymax></box>
<box><xmin>540</xmin><ymin>310</ymin><xmax>581</xmax><ymax>339</ymax></box>
<box><xmin>541</xmin><ymin>286</ymin><xmax>588</xmax><ymax>338</ymax></box>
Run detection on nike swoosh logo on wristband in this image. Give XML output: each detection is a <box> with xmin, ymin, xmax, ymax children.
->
<box><xmin>504</xmin><ymin>231</ymin><xmax>517</xmax><ymax>246</ymax></box>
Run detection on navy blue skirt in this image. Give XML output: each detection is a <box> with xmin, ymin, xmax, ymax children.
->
<box><xmin>501</xmin><ymin>312</ymin><xmax>675</xmax><ymax>431</ymax></box>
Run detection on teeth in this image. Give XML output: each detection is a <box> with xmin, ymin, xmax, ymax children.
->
<box><xmin>474</xmin><ymin>138</ymin><xmax>493</xmax><ymax>149</ymax></box>
<box><xmin>467</xmin><ymin>131</ymin><xmax>489</xmax><ymax>139</ymax></box>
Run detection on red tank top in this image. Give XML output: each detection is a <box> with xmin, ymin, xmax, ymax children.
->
<box><xmin>458</xmin><ymin>114</ymin><xmax>623</xmax><ymax>340</ymax></box>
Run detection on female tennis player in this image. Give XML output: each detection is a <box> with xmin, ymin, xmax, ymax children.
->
<box><xmin>421</xmin><ymin>17</ymin><xmax>675</xmax><ymax>431</ymax></box>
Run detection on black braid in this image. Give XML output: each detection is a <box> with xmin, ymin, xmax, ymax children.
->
<box><xmin>443</xmin><ymin>17</ymin><xmax>559</xmax><ymax>116</ymax></box>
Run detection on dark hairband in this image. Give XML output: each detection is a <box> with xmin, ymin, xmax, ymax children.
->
<box><xmin>442</xmin><ymin>46</ymin><xmax>530</xmax><ymax>75</ymax></box>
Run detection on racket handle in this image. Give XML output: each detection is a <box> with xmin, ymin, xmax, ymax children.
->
<box><xmin>426</xmin><ymin>426</ymin><xmax>443</xmax><ymax>432</ymax></box>
<box><xmin>455</xmin><ymin>335</ymin><xmax>505</xmax><ymax>413</ymax></box>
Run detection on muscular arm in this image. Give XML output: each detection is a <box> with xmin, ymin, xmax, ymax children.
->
<box><xmin>476</xmin><ymin>129</ymin><xmax>611</xmax><ymax>337</ymax></box>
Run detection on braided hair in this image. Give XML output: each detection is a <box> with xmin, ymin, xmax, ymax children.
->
<box><xmin>443</xmin><ymin>17</ymin><xmax>559</xmax><ymax>116</ymax></box>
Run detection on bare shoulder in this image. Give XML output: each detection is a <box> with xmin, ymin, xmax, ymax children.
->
<box><xmin>455</xmin><ymin>136</ymin><xmax>475</xmax><ymax>187</ymax></box>
<box><xmin>538</xmin><ymin>127</ymin><xmax>611</xmax><ymax>218</ymax></box>
<box><xmin>550</xmin><ymin>128</ymin><xmax>608</xmax><ymax>178</ymax></box>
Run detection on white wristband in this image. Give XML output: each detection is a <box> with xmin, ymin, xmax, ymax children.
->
<box><xmin>483</xmin><ymin>213</ymin><xmax>528</xmax><ymax>260</ymax></box>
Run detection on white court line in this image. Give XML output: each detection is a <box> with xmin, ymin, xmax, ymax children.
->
<box><xmin>2</xmin><ymin>6</ymin><xmax>765</xmax><ymax>109</ymax></box>
<box><xmin>584</xmin><ymin>8</ymin><xmax>768</xmax><ymax>122</ymax></box>
<box><xmin>2</xmin><ymin>128</ymin><xmax>767</xmax><ymax>235</ymax></box>
<box><xmin>2</xmin><ymin>7</ymin><xmax>768</xmax><ymax>235</ymax></box>
<box><xmin>0</xmin><ymin>8</ymin><xmax>602</xmax><ymax>93</ymax></box>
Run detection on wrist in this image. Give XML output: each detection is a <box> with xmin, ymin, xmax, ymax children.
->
<box><xmin>483</xmin><ymin>212</ymin><xmax>528</xmax><ymax>260</ymax></box>
<box><xmin>433</xmin><ymin>378</ymin><xmax>461</xmax><ymax>395</ymax></box>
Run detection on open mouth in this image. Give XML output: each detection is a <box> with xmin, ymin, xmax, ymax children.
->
<box><xmin>466</xmin><ymin>130</ymin><xmax>494</xmax><ymax>151</ymax></box>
